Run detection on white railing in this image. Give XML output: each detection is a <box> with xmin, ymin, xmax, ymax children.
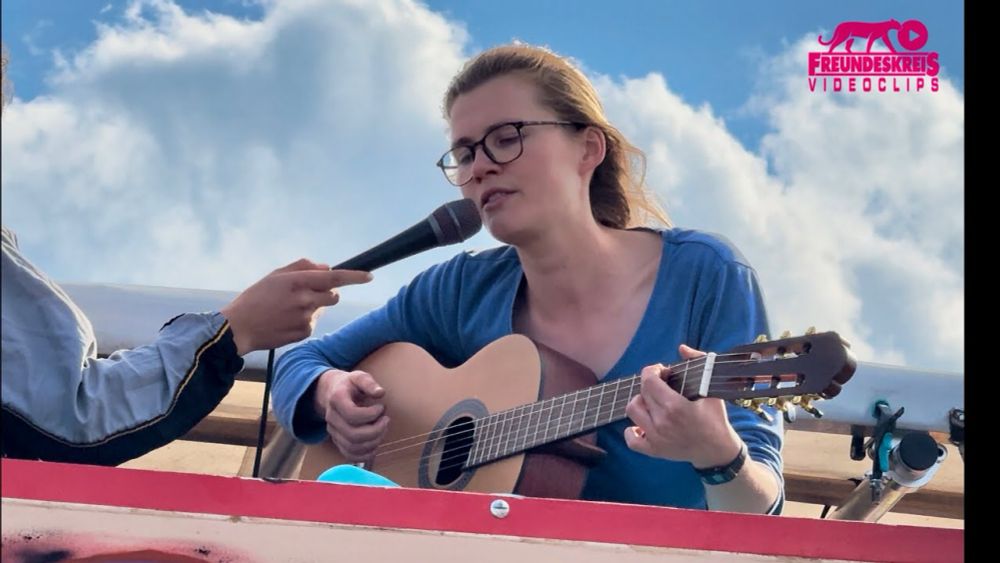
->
<box><xmin>63</xmin><ymin>282</ymin><xmax>964</xmax><ymax>435</ymax></box>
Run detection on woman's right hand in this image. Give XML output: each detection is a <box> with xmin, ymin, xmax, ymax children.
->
<box><xmin>312</xmin><ymin>369</ymin><xmax>390</xmax><ymax>462</ymax></box>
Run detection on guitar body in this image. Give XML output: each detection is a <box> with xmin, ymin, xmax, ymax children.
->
<box><xmin>299</xmin><ymin>335</ymin><xmax>601</xmax><ymax>497</ymax></box>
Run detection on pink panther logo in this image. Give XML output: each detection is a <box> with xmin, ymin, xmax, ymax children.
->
<box><xmin>807</xmin><ymin>18</ymin><xmax>939</xmax><ymax>93</ymax></box>
<box><xmin>817</xmin><ymin>19</ymin><xmax>929</xmax><ymax>53</ymax></box>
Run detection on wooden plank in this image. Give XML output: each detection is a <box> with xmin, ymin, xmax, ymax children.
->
<box><xmin>183</xmin><ymin>404</ymin><xmax>276</xmax><ymax>447</ymax></box>
<box><xmin>784</xmin><ymin>473</ymin><xmax>963</xmax><ymax>519</ymax></box>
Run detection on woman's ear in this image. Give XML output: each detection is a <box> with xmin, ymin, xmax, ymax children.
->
<box><xmin>579</xmin><ymin>125</ymin><xmax>607</xmax><ymax>174</ymax></box>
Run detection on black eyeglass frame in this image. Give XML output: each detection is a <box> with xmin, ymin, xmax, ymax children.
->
<box><xmin>436</xmin><ymin>120</ymin><xmax>589</xmax><ymax>186</ymax></box>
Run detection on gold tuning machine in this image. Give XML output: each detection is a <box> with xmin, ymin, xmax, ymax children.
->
<box><xmin>798</xmin><ymin>396</ymin><xmax>824</xmax><ymax>418</ymax></box>
<box><xmin>773</xmin><ymin>398</ymin><xmax>793</xmax><ymax>412</ymax></box>
<box><xmin>749</xmin><ymin>401</ymin><xmax>775</xmax><ymax>423</ymax></box>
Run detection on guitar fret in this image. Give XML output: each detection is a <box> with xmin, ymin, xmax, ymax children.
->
<box><xmin>514</xmin><ymin>404</ymin><xmax>531</xmax><ymax>451</ymax></box>
<box><xmin>557</xmin><ymin>394</ymin><xmax>568</xmax><ymax>438</ymax></box>
<box><xmin>509</xmin><ymin>404</ymin><xmax>522</xmax><ymax>457</ymax></box>
<box><xmin>495</xmin><ymin>411</ymin><xmax>507</xmax><ymax>461</ymax></box>
<box><xmin>535</xmin><ymin>400</ymin><xmax>552</xmax><ymax>444</ymax></box>
<box><xmin>470</xmin><ymin>416</ymin><xmax>485</xmax><ymax>466</ymax></box>
<box><xmin>559</xmin><ymin>392</ymin><xmax>570</xmax><ymax>437</ymax></box>
<box><xmin>546</xmin><ymin>397</ymin><xmax>557</xmax><ymax>445</ymax></box>
<box><xmin>501</xmin><ymin>406</ymin><xmax>515</xmax><ymax>458</ymax></box>
<box><xmin>524</xmin><ymin>402</ymin><xmax>536</xmax><ymax>452</ymax></box>
<box><xmin>491</xmin><ymin>411</ymin><xmax>504</xmax><ymax>461</ymax></box>
<box><xmin>607</xmin><ymin>380</ymin><xmax>620</xmax><ymax>426</ymax></box>
<box><xmin>580</xmin><ymin>387</ymin><xmax>592</xmax><ymax>433</ymax></box>
<box><xmin>575</xmin><ymin>388</ymin><xmax>589</xmax><ymax>432</ymax></box>
<box><xmin>480</xmin><ymin>414</ymin><xmax>500</xmax><ymax>463</ymax></box>
<box><xmin>529</xmin><ymin>400</ymin><xmax>544</xmax><ymax>450</ymax></box>
<box><xmin>484</xmin><ymin>414</ymin><xmax>498</xmax><ymax>466</ymax></box>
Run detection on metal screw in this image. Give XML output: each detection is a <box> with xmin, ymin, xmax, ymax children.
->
<box><xmin>489</xmin><ymin>499</ymin><xmax>510</xmax><ymax>519</ymax></box>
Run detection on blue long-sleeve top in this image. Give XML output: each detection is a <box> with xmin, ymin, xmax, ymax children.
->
<box><xmin>273</xmin><ymin>228</ymin><xmax>783</xmax><ymax>510</ymax></box>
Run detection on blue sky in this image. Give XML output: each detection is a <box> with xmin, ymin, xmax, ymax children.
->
<box><xmin>1</xmin><ymin>0</ymin><xmax>964</xmax><ymax>373</ymax></box>
<box><xmin>3</xmin><ymin>0</ymin><xmax>964</xmax><ymax>151</ymax></box>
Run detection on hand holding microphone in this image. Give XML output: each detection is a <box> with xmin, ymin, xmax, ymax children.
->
<box><xmin>221</xmin><ymin>259</ymin><xmax>373</xmax><ymax>356</ymax></box>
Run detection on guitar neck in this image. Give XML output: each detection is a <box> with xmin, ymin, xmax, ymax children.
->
<box><xmin>467</xmin><ymin>356</ymin><xmax>709</xmax><ymax>468</ymax></box>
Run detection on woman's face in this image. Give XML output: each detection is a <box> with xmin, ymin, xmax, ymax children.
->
<box><xmin>448</xmin><ymin>74</ymin><xmax>590</xmax><ymax>245</ymax></box>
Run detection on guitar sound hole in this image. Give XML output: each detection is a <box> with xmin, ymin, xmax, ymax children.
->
<box><xmin>435</xmin><ymin>417</ymin><xmax>475</xmax><ymax>486</ymax></box>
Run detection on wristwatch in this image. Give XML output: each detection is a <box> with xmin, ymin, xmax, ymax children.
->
<box><xmin>694</xmin><ymin>442</ymin><xmax>748</xmax><ymax>486</ymax></box>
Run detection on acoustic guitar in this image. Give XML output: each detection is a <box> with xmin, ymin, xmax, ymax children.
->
<box><xmin>300</xmin><ymin>331</ymin><xmax>856</xmax><ymax>498</ymax></box>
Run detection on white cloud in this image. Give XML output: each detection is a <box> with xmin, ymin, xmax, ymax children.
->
<box><xmin>2</xmin><ymin>2</ymin><xmax>963</xmax><ymax>373</ymax></box>
<box><xmin>593</xmin><ymin>36</ymin><xmax>963</xmax><ymax>371</ymax></box>
<box><xmin>3</xmin><ymin>0</ymin><xmax>479</xmax><ymax>305</ymax></box>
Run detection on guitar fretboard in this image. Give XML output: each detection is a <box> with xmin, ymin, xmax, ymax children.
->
<box><xmin>466</xmin><ymin>356</ymin><xmax>710</xmax><ymax>468</ymax></box>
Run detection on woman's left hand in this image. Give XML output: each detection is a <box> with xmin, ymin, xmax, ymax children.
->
<box><xmin>624</xmin><ymin>344</ymin><xmax>744</xmax><ymax>468</ymax></box>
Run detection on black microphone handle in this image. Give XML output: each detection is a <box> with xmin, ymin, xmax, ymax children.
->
<box><xmin>331</xmin><ymin>220</ymin><xmax>439</xmax><ymax>272</ymax></box>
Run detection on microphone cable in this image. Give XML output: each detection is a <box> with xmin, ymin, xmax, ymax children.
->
<box><xmin>251</xmin><ymin>348</ymin><xmax>276</xmax><ymax>478</ymax></box>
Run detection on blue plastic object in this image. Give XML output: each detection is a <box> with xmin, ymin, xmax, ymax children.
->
<box><xmin>316</xmin><ymin>464</ymin><xmax>400</xmax><ymax>487</ymax></box>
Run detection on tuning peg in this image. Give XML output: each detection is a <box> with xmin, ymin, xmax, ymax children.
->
<box><xmin>783</xmin><ymin>407</ymin><xmax>797</xmax><ymax>424</ymax></box>
<box><xmin>775</xmin><ymin>398</ymin><xmax>798</xmax><ymax>423</ymax></box>
<box><xmin>799</xmin><ymin>397</ymin><xmax>824</xmax><ymax>418</ymax></box>
<box><xmin>804</xmin><ymin>326</ymin><xmax>817</xmax><ymax>335</ymax></box>
<box><xmin>750</xmin><ymin>403</ymin><xmax>775</xmax><ymax>423</ymax></box>
<box><xmin>754</xmin><ymin>334</ymin><xmax>769</xmax><ymax>343</ymax></box>
<box><xmin>779</xmin><ymin>330</ymin><xmax>791</xmax><ymax>339</ymax></box>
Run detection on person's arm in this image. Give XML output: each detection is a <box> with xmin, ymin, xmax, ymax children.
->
<box><xmin>1</xmin><ymin>228</ymin><xmax>369</xmax><ymax>465</ymax></box>
<box><xmin>625</xmin><ymin>253</ymin><xmax>783</xmax><ymax>514</ymax></box>
<box><xmin>272</xmin><ymin>256</ymin><xmax>464</xmax><ymax>443</ymax></box>
<box><xmin>2</xmin><ymin>310</ymin><xmax>243</xmax><ymax>466</ymax></box>
<box><xmin>691</xmin><ymin>255</ymin><xmax>783</xmax><ymax>514</ymax></box>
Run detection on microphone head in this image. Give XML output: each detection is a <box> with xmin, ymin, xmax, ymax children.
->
<box><xmin>428</xmin><ymin>198</ymin><xmax>482</xmax><ymax>245</ymax></box>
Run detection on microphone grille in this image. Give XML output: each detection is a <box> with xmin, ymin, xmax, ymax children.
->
<box><xmin>430</xmin><ymin>198</ymin><xmax>482</xmax><ymax>245</ymax></box>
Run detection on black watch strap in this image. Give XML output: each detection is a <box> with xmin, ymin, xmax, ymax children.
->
<box><xmin>695</xmin><ymin>442</ymin><xmax>748</xmax><ymax>486</ymax></box>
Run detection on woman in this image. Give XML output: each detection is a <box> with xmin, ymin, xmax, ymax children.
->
<box><xmin>273</xmin><ymin>44</ymin><xmax>782</xmax><ymax>514</ymax></box>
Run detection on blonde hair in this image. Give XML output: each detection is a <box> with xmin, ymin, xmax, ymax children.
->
<box><xmin>443</xmin><ymin>44</ymin><xmax>670</xmax><ymax>229</ymax></box>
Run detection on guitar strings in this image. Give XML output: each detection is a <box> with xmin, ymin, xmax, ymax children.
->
<box><xmin>378</xmin><ymin>385</ymin><xmax>775</xmax><ymax>476</ymax></box>
<box><xmin>344</xmin><ymin>354</ymin><xmax>796</xmax><ymax>476</ymax></box>
<box><xmin>366</xmin><ymin>372</ymin><xmax>782</xmax><ymax>477</ymax></box>
<box><xmin>367</xmin><ymin>353</ymin><xmax>789</xmax><ymax>465</ymax></box>
<box><xmin>368</xmin><ymin>351</ymin><xmax>785</xmax><ymax>454</ymax></box>
<box><xmin>366</xmin><ymin>353</ymin><xmax>721</xmax><ymax>455</ymax></box>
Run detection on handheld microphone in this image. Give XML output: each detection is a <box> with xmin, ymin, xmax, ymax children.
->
<box><xmin>251</xmin><ymin>198</ymin><xmax>482</xmax><ymax>480</ymax></box>
<box><xmin>331</xmin><ymin>198</ymin><xmax>482</xmax><ymax>272</ymax></box>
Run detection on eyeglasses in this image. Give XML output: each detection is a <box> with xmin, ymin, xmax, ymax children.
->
<box><xmin>436</xmin><ymin>120</ymin><xmax>586</xmax><ymax>186</ymax></box>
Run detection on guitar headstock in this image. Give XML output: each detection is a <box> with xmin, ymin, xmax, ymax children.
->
<box><xmin>701</xmin><ymin>330</ymin><xmax>856</xmax><ymax>419</ymax></box>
